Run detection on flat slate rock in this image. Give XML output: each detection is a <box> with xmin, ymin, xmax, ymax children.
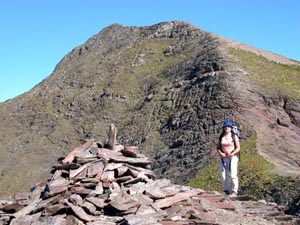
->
<box><xmin>1</xmin><ymin>125</ymin><xmax>299</xmax><ymax>225</ymax></box>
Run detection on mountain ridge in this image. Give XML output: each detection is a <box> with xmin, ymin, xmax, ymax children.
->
<box><xmin>0</xmin><ymin>21</ymin><xmax>299</xmax><ymax>207</ymax></box>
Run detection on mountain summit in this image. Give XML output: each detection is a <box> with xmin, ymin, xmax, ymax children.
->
<box><xmin>0</xmin><ymin>21</ymin><xmax>299</xmax><ymax>204</ymax></box>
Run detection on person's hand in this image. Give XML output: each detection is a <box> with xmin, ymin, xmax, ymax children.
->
<box><xmin>221</xmin><ymin>152</ymin><xmax>227</xmax><ymax>158</ymax></box>
<box><xmin>228</xmin><ymin>152</ymin><xmax>235</xmax><ymax>158</ymax></box>
<box><xmin>225</xmin><ymin>152</ymin><xmax>232</xmax><ymax>158</ymax></box>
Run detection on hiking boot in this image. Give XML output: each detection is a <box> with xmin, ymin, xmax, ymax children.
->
<box><xmin>229</xmin><ymin>191</ymin><xmax>237</xmax><ymax>197</ymax></box>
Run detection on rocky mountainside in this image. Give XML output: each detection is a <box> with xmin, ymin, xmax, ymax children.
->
<box><xmin>1</xmin><ymin>127</ymin><xmax>299</xmax><ymax>224</ymax></box>
<box><xmin>0</xmin><ymin>21</ymin><xmax>299</xmax><ymax>206</ymax></box>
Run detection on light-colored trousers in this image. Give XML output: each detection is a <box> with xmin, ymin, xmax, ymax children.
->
<box><xmin>219</xmin><ymin>155</ymin><xmax>239</xmax><ymax>193</ymax></box>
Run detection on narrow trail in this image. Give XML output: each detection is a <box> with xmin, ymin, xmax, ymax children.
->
<box><xmin>227</xmin><ymin>65</ymin><xmax>300</xmax><ymax>177</ymax></box>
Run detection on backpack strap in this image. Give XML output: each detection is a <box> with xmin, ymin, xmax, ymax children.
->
<box><xmin>231</xmin><ymin>132</ymin><xmax>240</xmax><ymax>161</ymax></box>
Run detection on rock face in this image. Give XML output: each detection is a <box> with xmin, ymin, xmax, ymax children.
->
<box><xmin>0</xmin><ymin>126</ymin><xmax>299</xmax><ymax>225</ymax></box>
<box><xmin>0</xmin><ymin>21</ymin><xmax>299</xmax><ymax>209</ymax></box>
<box><xmin>0</xmin><ymin>21</ymin><xmax>244</xmax><ymax>196</ymax></box>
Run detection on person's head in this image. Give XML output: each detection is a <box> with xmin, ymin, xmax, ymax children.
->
<box><xmin>223</xmin><ymin>120</ymin><xmax>233</xmax><ymax>133</ymax></box>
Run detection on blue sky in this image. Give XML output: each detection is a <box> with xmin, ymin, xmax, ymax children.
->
<box><xmin>1</xmin><ymin>0</ymin><xmax>299</xmax><ymax>102</ymax></box>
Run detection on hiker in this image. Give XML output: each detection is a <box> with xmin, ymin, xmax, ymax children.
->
<box><xmin>216</xmin><ymin>120</ymin><xmax>240</xmax><ymax>197</ymax></box>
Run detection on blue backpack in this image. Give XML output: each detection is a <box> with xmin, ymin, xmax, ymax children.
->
<box><xmin>232</xmin><ymin>125</ymin><xmax>240</xmax><ymax>139</ymax></box>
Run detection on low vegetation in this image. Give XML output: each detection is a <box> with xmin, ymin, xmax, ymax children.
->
<box><xmin>188</xmin><ymin>131</ymin><xmax>300</xmax><ymax>204</ymax></box>
<box><xmin>188</xmin><ymin>132</ymin><xmax>273</xmax><ymax>195</ymax></box>
<box><xmin>0</xmin><ymin>23</ymin><xmax>299</xmax><ymax>215</ymax></box>
<box><xmin>188</xmin><ymin>48</ymin><xmax>300</xmax><ymax>204</ymax></box>
<box><xmin>229</xmin><ymin>49</ymin><xmax>300</xmax><ymax>97</ymax></box>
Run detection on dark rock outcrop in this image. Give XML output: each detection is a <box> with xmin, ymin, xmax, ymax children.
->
<box><xmin>0</xmin><ymin>21</ymin><xmax>299</xmax><ymax>213</ymax></box>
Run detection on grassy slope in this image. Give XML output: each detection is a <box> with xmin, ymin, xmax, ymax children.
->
<box><xmin>188</xmin><ymin>132</ymin><xmax>275</xmax><ymax>196</ymax></box>
<box><xmin>0</xmin><ymin>37</ymin><xmax>185</xmax><ymax>198</ymax></box>
<box><xmin>229</xmin><ymin>49</ymin><xmax>300</xmax><ymax>97</ymax></box>
<box><xmin>1</xmin><ymin>30</ymin><xmax>299</xmax><ymax>202</ymax></box>
<box><xmin>188</xmin><ymin>49</ymin><xmax>300</xmax><ymax>201</ymax></box>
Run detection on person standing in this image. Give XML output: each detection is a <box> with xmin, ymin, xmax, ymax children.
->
<box><xmin>216</xmin><ymin>120</ymin><xmax>240</xmax><ymax>197</ymax></box>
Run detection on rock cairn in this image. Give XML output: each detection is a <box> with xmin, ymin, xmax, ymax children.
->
<box><xmin>0</xmin><ymin>125</ymin><xmax>299</xmax><ymax>225</ymax></box>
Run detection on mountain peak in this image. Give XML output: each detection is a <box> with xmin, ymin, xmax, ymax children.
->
<box><xmin>0</xmin><ymin>22</ymin><xmax>299</xmax><ymax>217</ymax></box>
